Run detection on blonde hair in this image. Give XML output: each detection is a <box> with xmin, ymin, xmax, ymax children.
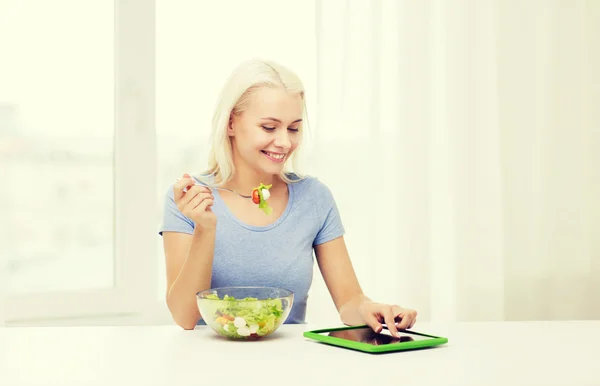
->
<box><xmin>199</xmin><ymin>58</ymin><xmax>308</xmax><ymax>186</ymax></box>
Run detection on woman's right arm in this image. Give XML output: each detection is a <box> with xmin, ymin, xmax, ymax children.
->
<box><xmin>163</xmin><ymin>174</ymin><xmax>217</xmax><ymax>330</ymax></box>
<box><xmin>163</xmin><ymin>227</ymin><xmax>216</xmax><ymax>330</ymax></box>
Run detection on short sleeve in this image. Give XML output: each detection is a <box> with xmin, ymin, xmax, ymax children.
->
<box><xmin>313</xmin><ymin>181</ymin><xmax>345</xmax><ymax>246</ymax></box>
<box><xmin>158</xmin><ymin>184</ymin><xmax>195</xmax><ymax>236</ymax></box>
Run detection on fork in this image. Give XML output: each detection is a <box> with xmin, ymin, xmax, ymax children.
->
<box><xmin>175</xmin><ymin>178</ymin><xmax>252</xmax><ymax>199</ymax></box>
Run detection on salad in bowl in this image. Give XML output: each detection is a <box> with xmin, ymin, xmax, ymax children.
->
<box><xmin>196</xmin><ymin>286</ymin><xmax>294</xmax><ymax>340</ymax></box>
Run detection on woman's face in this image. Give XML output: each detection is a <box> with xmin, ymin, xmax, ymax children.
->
<box><xmin>228</xmin><ymin>87</ymin><xmax>303</xmax><ymax>177</ymax></box>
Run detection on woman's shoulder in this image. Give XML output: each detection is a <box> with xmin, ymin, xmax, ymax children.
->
<box><xmin>287</xmin><ymin>173</ymin><xmax>336</xmax><ymax>202</ymax></box>
<box><xmin>287</xmin><ymin>172</ymin><xmax>319</xmax><ymax>188</ymax></box>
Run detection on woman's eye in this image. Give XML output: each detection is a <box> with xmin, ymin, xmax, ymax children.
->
<box><xmin>261</xmin><ymin>125</ymin><xmax>299</xmax><ymax>132</ymax></box>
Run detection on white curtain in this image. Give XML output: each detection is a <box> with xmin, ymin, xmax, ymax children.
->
<box><xmin>305</xmin><ymin>0</ymin><xmax>600</xmax><ymax>324</ymax></box>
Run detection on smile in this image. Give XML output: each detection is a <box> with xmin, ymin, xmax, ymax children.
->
<box><xmin>261</xmin><ymin>150</ymin><xmax>286</xmax><ymax>162</ymax></box>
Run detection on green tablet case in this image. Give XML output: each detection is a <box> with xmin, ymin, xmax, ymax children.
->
<box><xmin>303</xmin><ymin>324</ymin><xmax>448</xmax><ymax>353</ymax></box>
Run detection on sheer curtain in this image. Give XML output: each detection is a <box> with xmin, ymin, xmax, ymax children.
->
<box><xmin>305</xmin><ymin>0</ymin><xmax>600</xmax><ymax>324</ymax></box>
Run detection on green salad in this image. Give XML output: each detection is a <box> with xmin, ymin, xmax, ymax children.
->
<box><xmin>203</xmin><ymin>294</ymin><xmax>285</xmax><ymax>338</ymax></box>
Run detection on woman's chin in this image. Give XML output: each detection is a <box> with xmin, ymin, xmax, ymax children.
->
<box><xmin>259</xmin><ymin>167</ymin><xmax>283</xmax><ymax>177</ymax></box>
<box><xmin>256</xmin><ymin>160</ymin><xmax>286</xmax><ymax>175</ymax></box>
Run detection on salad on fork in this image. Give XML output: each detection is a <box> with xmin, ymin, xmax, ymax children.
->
<box><xmin>251</xmin><ymin>183</ymin><xmax>273</xmax><ymax>215</ymax></box>
<box><xmin>176</xmin><ymin>177</ymin><xmax>273</xmax><ymax>215</ymax></box>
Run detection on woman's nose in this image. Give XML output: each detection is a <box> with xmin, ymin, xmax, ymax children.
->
<box><xmin>274</xmin><ymin>130</ymin><xmax>291</xmax><ymax>149</ymax></box>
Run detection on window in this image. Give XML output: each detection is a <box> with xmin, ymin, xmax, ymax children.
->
<box><xmin>0</xmin><ymin>1</ymin><xmax>114</xmax><ymax>295</ymax></box>
<box><xmin>1</xmin><ymin>0</ymin><xmax>156</xmax><ymax>323</ymax></box>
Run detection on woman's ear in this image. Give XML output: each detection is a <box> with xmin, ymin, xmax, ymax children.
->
<box><xmin>227</xmin><ymin>114</ymin><xmax>235</xmax><ymax>137</ymax></box>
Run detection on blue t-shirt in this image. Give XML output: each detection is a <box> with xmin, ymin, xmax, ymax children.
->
<box><xmin>158</xmin><ymin>174</ymin><xmax>345</xmax><ymax>325</ymax></box>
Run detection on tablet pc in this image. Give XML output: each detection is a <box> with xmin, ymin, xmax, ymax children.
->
<box><xmin>303</xmin><ymin>324</ymin><xmax>448</xmax><ymax>353</ymax></box>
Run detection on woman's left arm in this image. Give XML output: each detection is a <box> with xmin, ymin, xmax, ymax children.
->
<box><xmin>314</xmin><ymin>236</ymin><xmax>418</xmax><ymax>338</ymax></box>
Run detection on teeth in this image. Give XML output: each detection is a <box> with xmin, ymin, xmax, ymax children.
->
<box><xmin>266</xmin><ymin>152</ymin><xmax>285</xmax><ymax>160</ymax></box>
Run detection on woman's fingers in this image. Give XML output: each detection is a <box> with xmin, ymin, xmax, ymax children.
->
<box><xmin>363</xmin><ymin>313</ymin><xmax>383</xmax><ymax>334</ymax></box>
<box><xmin>185</xmin><ymin>192</ymin><xmax>213</xmax><ymax>212</ymax></box>
<box><xmin>382</xmin><ymin>307</ymin><xmax>400</xmax><ymax>337</ymax></box>
<box><xmin>182</xmin><ymin>185</ymin><xmax>212</xmax><ymax>206</ymax></box>
<box><xmin>173</xmin><ymin>177</ymin><xmax>194</xmax><ymax>199</ymax></box>
<box><xmin>392</xmin><ymin>306</ymin><xmax>417</xmax><ymax>330</ymax></box>
<box><xmin>195</xmin><ymin>198</ymin><xmax>214</xmax><ymax>213</ymax></box>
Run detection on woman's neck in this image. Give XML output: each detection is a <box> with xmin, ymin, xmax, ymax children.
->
<box><xmin>225</xmin><ymin>166</ymin><xmax>283</xmax><ymax>195</ymax></box>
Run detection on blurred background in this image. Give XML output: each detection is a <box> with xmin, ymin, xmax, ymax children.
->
<box><xmin>1</xmin><ymin>0</ymin><xmax>598</xmax><ymax>326</ymax></box>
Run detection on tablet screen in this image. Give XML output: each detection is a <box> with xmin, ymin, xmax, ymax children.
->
<box><xmin>325</xmin><ymin>326</ymin><xmax>432</xmax><ymax>346</ymax></box>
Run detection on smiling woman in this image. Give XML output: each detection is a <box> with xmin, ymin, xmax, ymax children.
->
<box><xmin>155</xmin><ymin>0</ymin><xmax>319</xmax><ymax>320</ymax></box>
<box><xmin>158</xmin><ymin>58</ymin><xmax>418</xmax><ymax>334</ymax></box>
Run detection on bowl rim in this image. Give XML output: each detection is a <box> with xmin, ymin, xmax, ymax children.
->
<box><xmin>195</xmin><ymin>286</ymin><xmax>294</xmax><ymax>300</ymax></box>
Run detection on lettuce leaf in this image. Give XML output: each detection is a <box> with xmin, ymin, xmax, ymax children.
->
<box><xmin>204</xmin><ymin>294</ymin><xmax>285</xmax><ymax>338</ymax></box>
<box><xmin>255</xmin><ymin>183</ymin><xmax>273</xmax><ymax>215</ymax></box>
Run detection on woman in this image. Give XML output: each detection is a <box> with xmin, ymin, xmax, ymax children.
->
<box><xmin>159</xmin><ymin>58</ymin><xmax>417</xmax><ymax>337</ymax></box>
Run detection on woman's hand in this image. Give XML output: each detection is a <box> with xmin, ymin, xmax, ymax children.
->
<box><xmin>358</xmin><ymin>301</ymin><xmax>418</xmax><ymax>338</ymax></box>
<box><xmin>173</xmin><ymin>173</ymin><xmax>216</xmax><ymax>230</ymax></box>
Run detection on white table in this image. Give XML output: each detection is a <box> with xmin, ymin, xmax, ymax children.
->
<box><xmin>1</xmin><ymin>321</ymin><xmax>599</xmax><ymax>386</ymax></box>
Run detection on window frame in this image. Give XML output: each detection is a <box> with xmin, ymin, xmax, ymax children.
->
<box><xmin>3</xmin><ymin>0</ymin><xmax>160</xmax><ymax>324</ymax></box>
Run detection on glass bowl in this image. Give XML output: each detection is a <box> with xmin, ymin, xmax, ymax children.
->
<box><xmin>196</xmin><ymin>286</ymin><xmax>294</xmax><ymax>340</ymax></box>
